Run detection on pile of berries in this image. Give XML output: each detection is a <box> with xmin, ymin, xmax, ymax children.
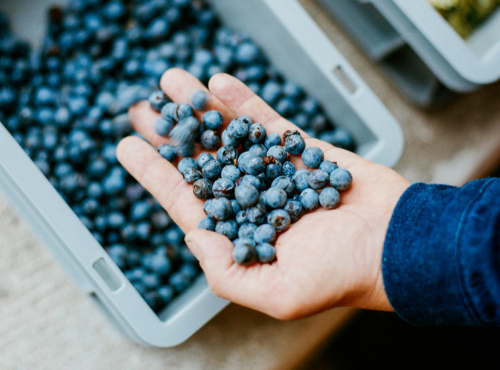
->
<box><xmin>152</xmin><ymin>95</ymin><xmax>353</xmax><ymax>265</ymax></box>
<box><xmin>0</xmin><ymin>0</ymin><xmax>356</xmax><ymax>313</ymax></box>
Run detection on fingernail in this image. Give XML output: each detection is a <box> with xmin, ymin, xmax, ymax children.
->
<box><xmin>185</xmin><ymin>236</ymin><xmax>201</xmax><ymax>261</ymax></box>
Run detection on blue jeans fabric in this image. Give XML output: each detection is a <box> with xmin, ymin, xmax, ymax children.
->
<box><xmin>382</xmin><ymin>178</ymin><xmax>500</xmax><ymax>327</ymax></box>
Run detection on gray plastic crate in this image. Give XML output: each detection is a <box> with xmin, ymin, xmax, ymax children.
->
<box><xmin>0</xmin><ymin>0</ymin><xmax>403</xmax><ymax>347</ymax></box>
<box><xmin>318</xmin><ymin>0</ymin><xmax>500</xmax><ymax>107</ymax></box>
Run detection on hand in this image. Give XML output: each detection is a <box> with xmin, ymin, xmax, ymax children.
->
<box><xmin>116</xmin><ymin>68</ymin><xmax>410</xmax><ymax>320</ymax></box>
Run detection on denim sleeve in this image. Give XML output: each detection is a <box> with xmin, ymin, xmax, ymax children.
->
<box><xmin>382</xmin><ymin>178</ymin><xmax>500</xmax><ymax>327</ymax></box>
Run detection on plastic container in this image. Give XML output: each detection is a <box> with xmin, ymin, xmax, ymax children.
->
<box><xmin>317</xmin><ymin>0</ymin><xmax>500</xmax><ymax>106</ymax></box>
<box><xmin>0</xmin><ymin>0</ymin><xmax>403</xmax><ymax>347</ymax></box>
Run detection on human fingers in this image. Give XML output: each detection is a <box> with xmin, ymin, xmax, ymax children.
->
<box><xmin>208</xmin><ymin>72</ymin><xmax>309</xmax><ymax>138</ymax></box>
<box><xmin>128</xmin><ymin>100</ymin><xmax>167</xmax><ymax>149</ymax></box>
<box><xmin>116</xmin><ymin>135</ymin><xmax>206</xmax><ymax>231</ymax></box>
<box><xmin>209</xmin><ymin>73</ymin><xmax>361</xmax><ymax>168</ymax></box>
<box><xmin>185</xmin><ymin>228</ymin><xmax>298</xmax><ymax>319</ymax></box>
<box><xmin>160</xmin><ymin>68</ymin><xmax>237</xmax><ymax>127</ymax></box>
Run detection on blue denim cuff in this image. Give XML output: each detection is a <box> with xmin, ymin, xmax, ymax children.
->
<box><xmin>382</xmin><ymin>179</ymin><xmax>500</xmax><ymax>327</ymax></box>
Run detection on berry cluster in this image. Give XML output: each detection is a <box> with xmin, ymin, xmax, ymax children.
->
<box><xmin>0</xmin><ymin>0</ymin><xmax>356</xmax><ymax>313</ymax></box>
<box><xmin>152</xmin><ymin>100</ymin><xmax>353</xmax><ymax>265</ymax></box>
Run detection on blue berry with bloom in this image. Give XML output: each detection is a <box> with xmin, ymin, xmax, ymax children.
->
<box><xmin>329</xmin><ymin>168</ymin><xmax>353</xmax><ymax>191</ymax></box>
<box><xmin>202</xmin><ymin>110</ymin><xmax>223</xmax><ymax>130</ymax></box>
<box><xmin>267</xmin><ymin>209</ymin><xmax>291</xmax><ymax>232</ymax></box>
<box><xmin>253</xmin><ymin>224</ymin><xmax>276</xmax><ymax>244</ymax></box>
<box><xmin>319</xmin><ymin>187</ymin><xmax>341</xmax><ymax>209</ymax></box>
<box><xmin>192</xmin><ymin>90</ymin><xmax>207</xmax><ymax>110</ymax></box>
<box><xmin>256</xmin><ymin>243</ymin><xmax>276</xmax><ymax>263</ymax></box>
<box><xmin>148</xmin><ymin>90</ymin><xmax>169</xmax><ymax>112</ymax></box>
<box><xmin>302</xmin><ymin>147</ymin><xmax>324</xmax><ymax>169</ymax></box>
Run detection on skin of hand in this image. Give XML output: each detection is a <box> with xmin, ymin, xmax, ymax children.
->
<box><xmin>116</xmin><ymin>68</ymin><xmax>411</xmax><ymax>320</ymax></box>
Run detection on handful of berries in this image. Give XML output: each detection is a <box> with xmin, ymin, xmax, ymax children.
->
<box><xmin>151</xmin><ymin>90</ymin><xmax>352</xmax><ymax>266</ymax></box>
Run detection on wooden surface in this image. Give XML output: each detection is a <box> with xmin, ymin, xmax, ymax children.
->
<box><xmin>2</xmin><ymin>1</ymin><xmax>500</xmax><ymax>370</ymax></box>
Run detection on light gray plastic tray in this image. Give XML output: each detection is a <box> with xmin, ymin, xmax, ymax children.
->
<box><xmin>0</xmin><ymin>0</ymin><xmax>403</xmax><ymax>347</ymax></box>
<box><xmin>317</xmin><ymin>0</ymin><xmax>500</xmax><ymax>107</ymax></box>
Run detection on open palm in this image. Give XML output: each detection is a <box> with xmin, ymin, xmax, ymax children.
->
<box><xmin>117</xmin><ymin>68</ymin><xmax>410</xmax><ymax>320</ymax></box>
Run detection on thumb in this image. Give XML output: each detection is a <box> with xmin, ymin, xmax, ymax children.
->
<box><xmin>185</xmin><ymin>229</ymin><xmax>273</xmax><ymax>311</ymax></box>
<box><xmin>184</xmin><ymin>228</ymin><xmax>234</xmax><ymax>277</ymax></box>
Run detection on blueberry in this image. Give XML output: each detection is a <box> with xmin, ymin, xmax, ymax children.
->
<box><xmin>267</xmin><ymin>145</ymin><xmax>287</xmax><ymax>163</ymax></box>
<box><xmin>265</xmin><ymin>187</ymin><xmax>287</xmax><ymax>209</ymax></box>
<box><xmin>169</xmin><ymin>116</ymin><xmax>200</xmax><ymax>145</ymax></box>
<box><xmin>221</xmin><ymin>165</ymin><xmax>241</xmax><ymax>182</ymax></box>
<box><xmin>197</xmin><ymin>152</ymin><xmax>214</xmax><ymax>169</ymax></box>
<box><xmin>238</xmin><ymin>222</ymin><xmax>258</xmax><ymax>240</ymax></box>
<box><xmin>226</xmin><ymin>118</ymin><xmax>249</xmax><ymax>140</ymax></box>
<box><xmin>130</xmin><ymin>200</ymin><xmax>151</xmax><ymax>221</ymax></box>
<box><xmin>177</xmin><ymin>103</ymin><xmax>193</xmax><ymax>120</ymax></box>
<box><xmin>237</xmin><ymin>151</ymin><xmax>252</xmax><ymax>172</ymax></box>
<box><xmin>202</xmin><ymin>159</ymin><xmax>222</xmax><ymax>180</ymax></box>
<box><xmin>238</xmin><ymin>175</ymin><xmax>261</xmax><ymax>189</ymax></box>
<box><xmin>253</xmin><ymin>224</ymin><xmax>276</xmax><ymax>244</ymax></box>
<box><xmin>275</xmin><ymin>98</ymin><xmax>297</xmax><ymax>117</ymax></box>
<box><xmin>255</xmin><ymin>243</ymin><xmax>276</xmax><ymax>263</ymax></box>
<box><xmin>151</xmin><ymin>211</ymin><xmax>171</xmax><ymax>229</ymax></box>
<box><xmin>235</xmin><ymin>184</ymin><xmax>259</xmax><ymax>209</ymax></box>
<box><xmin>235</xmin><ymin>115</ymin><xmax>253</xmax><ymax>127</ymax></box>
<box><xmin>175</xmin><ymin>141</ymin><xmax>195</xmax><ymax>157</ymax></box>
<box><xmin>158</xmin><ymin>144</ymin><xmax>177</xmax><ymax>162</ymax></box>
<box><xmin>142</xmin><ymin>273</ymin><xmax>161</xmax><ymax>290</ymax></box>
<box><xmin>161</xmin><ymin>102</ymin><xmax>179</xmax><ymax>121</ymax></box>
<box><xmin>157</xmin><ymin>286</ymin><xmax>174</xmax><ymax>304</ymax></box>
<box><xmin>231</xmin><ymin>199</ymin><xmax>242</xmax><ymax>216</ymax></box>
<box><xmin>271</xmin><ymin>176</ymin><xmax>295</xmax><ymax>197</ymax></box>
<box><xmin>221</xmin><ymin>129</ymin><xmax>242</xmax><ymax>148</ymax></box>
<box><xmin>284</xmin><ymin>199</ymin><xmax>303</xmax><ymax>222</ymax></box>
<box><xmin>169</xmin><ymin>272</ymin><xmax>190</xmax><ymax>293</ymax></box>
<box><xmin>267</xmin><ymin>209</ymin><xmax>291</xmax><ymax>232</ymax></box>
<box><xmin>319</xmin><ymin>160</ymin><xmax>338</xmax><ymax>174</ymax></box>
<box><xmin>299</xmin><ymin>188</ymin><xmax>319</xmax><ymax>212</ymax></box>
<box><xmin>235</xmin><ymin>41</ymin><xmax>260</xmax><ymax>64</ymax></box>
<box><xmin>232</xmin><ymin>241</ymin><xmax>257</xmax><ymax>265</ymax></box>
<box><xmin>207</xmin><ymin>197</ymin><xmax>233</xmax><ymax>221</ymax></box>
<box><xmin>282</xmin><ymin>161</ymin><xmax>296</xmax><ymax>177</ymax></box>
<box><xmin>284</xmin><ymin>133</ymin><xmax>306</xmax><ymax>155</ymax></box>
<box><xmin>325</xmin><ymin>127</ymin><xmax>355</xmax><ymax>150</ymax></box>
<box><xmin>308</xmin><ymin>169</ymin><xmax>329</xmax><ymax>190</ymax></box>
<box><xmin>125</xmin><ymin>267</ymin><xmax>146</xmax><ymax>282</ymax></box>
<box><xmin>261</xmin><ymin>81</ymin><xmax>282</xmax><ymax>105</ymax></box>
<box><xmin>216</xmin><ymin>146</ymin><xmax>238</xmax><ymax>166</ymax></box>
<box><xmin>264</xmin><ymin>132</ymin><xmax>281</xmax><ymax>148</ymax></box>
<box><xmin>246</xmin><ymin>203</ymin><xmax>267</xmax><ymax>224</ymax></box>
<box><xmin>215</xmin><ymin>219</ymin><xmax>239</xmax><ymax>240</ymax></box>
<box><xmin>319</xmin><ymin>187</ymin><xmax>341</xmax><ymax>209</ymax></box>
<box><xmin>183</xmin><ymin>167</ymin><xmax>202</xmax><ymax>184</ymax></box>
<box><xmin>329</xmin><ymin>168</ymin><xmax>353</xmax><ymax>191</ymax></box>
<box><xmin>179</xmin><ymin>263</ymin><xmax>199</xmax><ymax>280</ymax></box>
<box><xmin>247</xmin><ymin>123</ymin><xmax>266</xmax><ymax>144</ymax></box>
<box><xmin>248</xmin><ymin>143</ymin><xmax>267</xmax><ymax>158</ymax></box>
<box><xmin>155</xmin><ymin>117</ymin><xmax>174</xmax><ymax>137</ymax></box>
<box><xmin>149</xmin><ymin>90</ymin><xmax>169</xmax><ymax>112</ymax></box>
<box><xmin>244</xmin><ymin>155</ymin><xmax>266</xmax><ymax>176</ymax></box>
<box><xmin>193</xmin><ymin>178</ymin><xmax>213</xmax><ymax>200</ymax></box>
<box><xmin>264</xmin><ymin>161</ymin><xmax>282</xmax><ymax>180</ymax></box>
<box><xmin>202</xmin><ymin>110</ymin><xmax>223</xmax><ymax>130</ymax></box>
<box><xmin>212</xmin><ymin>177</ymin><xmax>235</xmax><ymax>198</ymax></box>
<box><xmin>302</xmin><ymin>147</ymin><xmax>324</xmax><ymax>169</ymax></box>
<box><xmin>200</xmin><ymin>129</ymin><xmax>221</xmax><ymax>150</ymax></box>
<box><xmin>235</xmin><ymin>210</ymin><xmax>249</xmax><ymax>225</ymax></box>
<box><xmin>150</xmin><ymin>253</ymin><xmax>172</xmax><ymax>276</ymax></box>
<box><xmin>178</xmin><ymin>157</ymin><xmax>198</xmax><ymax>175</ymax></box>
<box><xmin>192</xmin><ymin>90</ymin><xmax>207</xmax><ymax>110</ymax></box>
